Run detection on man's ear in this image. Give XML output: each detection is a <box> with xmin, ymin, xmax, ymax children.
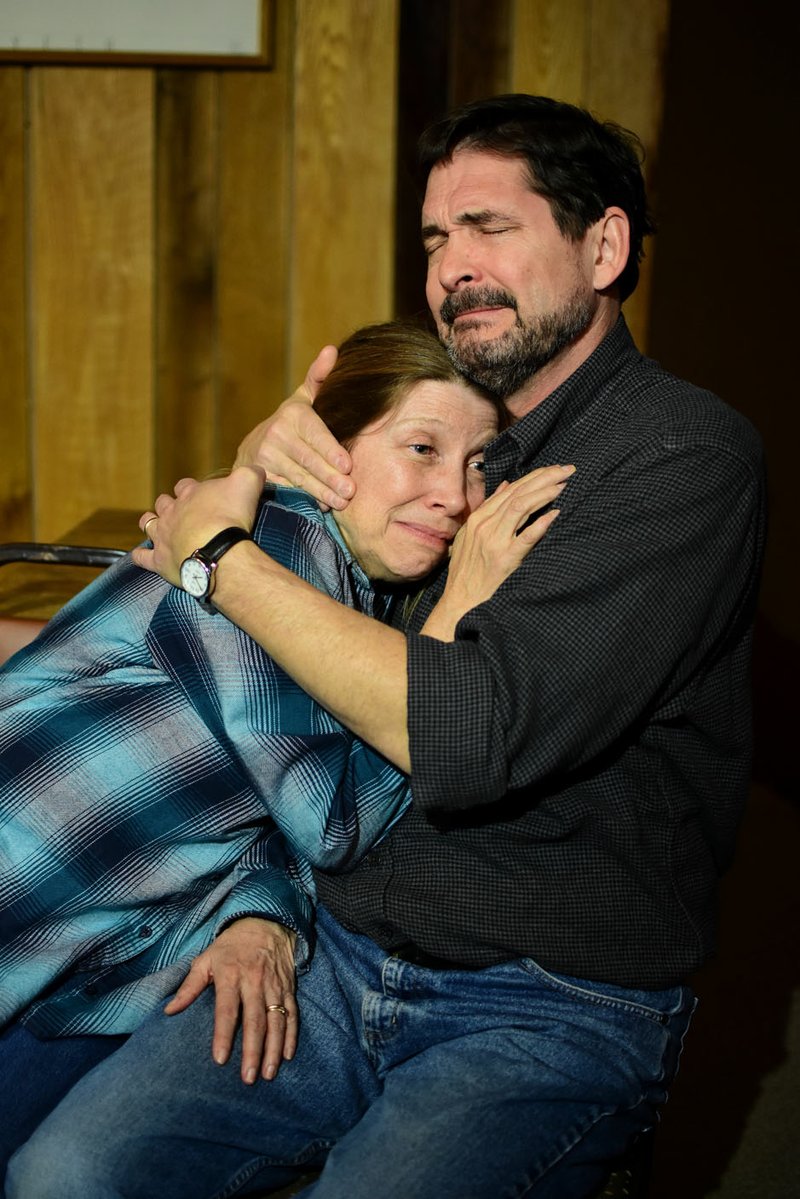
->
<box><xmin>591</xmin><ymin>207</ymin><xmax>630</xmax><ymax>292</ymax></box>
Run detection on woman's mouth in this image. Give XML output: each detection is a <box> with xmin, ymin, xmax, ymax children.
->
<box><xmin>396</xmin><ymin>522</ymin><xmax>454</xmax><ymax>549</ymax></box>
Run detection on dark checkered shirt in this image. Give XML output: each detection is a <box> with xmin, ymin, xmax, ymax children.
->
<box><xmin>316</xmin><ymin>318</ymin><xmax>766</xmax><ymax>988</ymax></box>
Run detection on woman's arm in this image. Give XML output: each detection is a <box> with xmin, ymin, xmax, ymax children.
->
<box><xmin>152</xmin><ymin>496</ymin><xmax>411</xmax><ymax>869</ymax></box>
<box><xmin>133</xmin><ymin>465</ymin><xmax>570</xmax><ymax>773</ymax></box>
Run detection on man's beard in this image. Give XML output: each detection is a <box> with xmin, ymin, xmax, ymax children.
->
<box><xmin>439</xmin><ymin>285</ymin><xmax>593</xmax><ymax>399</ymax></box>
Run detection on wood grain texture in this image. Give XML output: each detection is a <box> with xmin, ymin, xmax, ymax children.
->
<box><xmin>449</xmin><ymin>0</ymin><xmax>512</xmax><ymax>105</ymax></box>
<box><xmin>510</xmin><ymin>0</ymin><xmax>589</xmax><ymax>105</ymax></box>
<box><xmin>30</xmin><ymin>68</ymin><xmax>154</xmax><ymax>538</ymax></box>
<box><xmin>155</xmin><ymin>70</ymin><xmax>219</xmax><ymax>490</ymax></box>
<box><xmin>510</xmin><ymin>0</ymin><xmax>670</xmax><ymax>351</ymax></box>
<box><xmin>586</xmin><ymin>0</ymin><xmax>670</xmax><ymax>350</ymax></box>
<box><xmin>217</xmin><ymin>0</ymin><xmax>294</xmax><ymax>458</ymax></box>
<box><xmin>290</xmin><ymin>0</ymin><xmax>400</xmax><ymax>380</ymax></box>
<box><xmin>0</xmin><ymin>68</ymin><xmax>30</xmax><ymax>539</ymax></box>
<box><xmin>5</xmin><ymin>2</ymin><xmax>671</xmax><ymax>548</ymax></box>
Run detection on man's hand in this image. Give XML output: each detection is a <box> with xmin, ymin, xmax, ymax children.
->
<box><xmin>422</xmin><ymin>464</ymin><xmax>575</xmax><ymax>641</ymax></box>
<box><xmin>234</xmin><ymin>345</ymin><xmax>355</xmax><ymax>511</ymax></box>
<box><xmin>165</xmin><ymin>917</ymin><xmax>298</xmax><ymax>1084</ymax></box>
<box><xmin>133</xmin><ymin>467</ymin><xmax>266</xmax><ymax>584</ymax></box>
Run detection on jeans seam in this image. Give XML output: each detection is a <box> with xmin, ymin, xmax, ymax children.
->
<box><xmin>514</xmin><ymin>1103</ymin><xmax>611</xmax><ymax>1197</ymax></box>
<box><xmin>211</xmin><ymin>1141</ymin><xmax>334</xmax><ymax>1198</ymax></box>
<box><xmin>518</xmin><ymin>957</ymin><xmax>684</xmax><ymax>1024</ymax></box>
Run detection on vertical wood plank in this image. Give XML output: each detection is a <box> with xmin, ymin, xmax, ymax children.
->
<box><xmin>291</xmin><ymin>0</ymin><xmax>400</xmax><ymax>380</ymax></box>
<box><xmin>0</xmin><ymin>68</ymin><xmax>30</xmax><ymax>539</ymax></box>
<box><xmin>155</xmin><ymin>70</ymin><xmax>219</xmax><ymax>490</ymax></box>
<box><xmin>30</xmin><ymin>68</ymin><xmax>154</xmax><ymax>539</ymax></box>
<box><xmin>510</xmin><ymin>0</ymin><xmax>669</xmax><ymax>350</ymax></box>
<box><xmin>586</xmin><ymin>0</ymin><xmax>671</xmax><ymax>350</ymax></box>
<box><xmin>217</xmin><ymin>0</ymin><xmax>294</xmax><ymax>457</ymax></box>
<box><xmin>510</xmin><ymin>0</ymin><xmax>589</xmax><ymax>105</ymax></box>
<box><xmin>394</xmin><ymin>0</ymin><xmax>451</xmax><ymax>319</ymax></box>
<box><xmin>449</xmin><ymin>0</ymin><xmax>512</xmax><ymax>106</ymax></box>
<box><xmin>395</xmin><ymin>0</ymin><xmax>513</xmax><ymax>321</ymax></box>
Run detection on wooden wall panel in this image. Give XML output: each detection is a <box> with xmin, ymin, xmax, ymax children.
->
<box><xmin>155</xmin><ymin>71</ymin><xmax>219</xmax><ymax>491</ymax></box>
<box><xmin>217</xmin><ymin>0</ymin><xmax>294</xmax><ymax>459</ymax></box>
<box><xmin>585</xmin><ymin>0</ymin><xmax>670</xmax><ymax>351</ymax></box>
<box><xmin>585</xmin><ymin>0</ymin><xmax>670</xmax><ymax>155</ymax></box>
<box><xmin>508</xmin><ymin>0</ymin><xmax>670</xmax><ymax>350</ymax></box>
<box><xmin>510</xmin><ymin>0</ymin><xmax>589</xmax><ymax>105</ymax></box>
<box><xmin>290</xmin><ymin>0</ymin><xmax>400</xmax><ymax>380</ymax></box>
<box><xmin>30</xmin><ymin>69</ymin><xmax>155</xmax><ymax>538</ymax></box>
<box><xmin>0</xmin><ymin>68</ymin><xmax>30</xmax><ymax>539</ymax></box>
<box><xmin>4</xmin><ymin>0</ymin><xmax>406</xmax><ymax>551</ymax></box>
<box><xmin>449</xmin><ymin>0</ymin><xmax>512</xmax><ymax>106</ymax></box>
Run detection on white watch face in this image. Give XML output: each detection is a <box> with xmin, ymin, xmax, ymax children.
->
<box><xmin>180</xmin><ymin>556</ymin><xmax>212</xmax><ymax>598</ymax></box>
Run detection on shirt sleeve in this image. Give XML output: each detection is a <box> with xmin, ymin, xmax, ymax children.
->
<box><xmin>0</xmin><ymin>554</ymin><xmax>169</xmax><ymax>690</ymax></box>
<box><xmin>213</xmin><ymin>829</ymin><xmax>317</xmax><ymax>970</ymax></box>
<box><xmin>407</xmin><ymin>435</ymin><xmax>766</xmax><ymax>811</ymax></box>
<box><xmin>146</xmin><ymin>500</ymin><xmax>411</xmax><ymax>872</ymax></box>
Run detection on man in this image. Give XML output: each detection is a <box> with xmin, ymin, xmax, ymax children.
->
<box><xmin>8</xmin><ymin>94</ymin><xmax>765</xmax><ymax>1199</ymax></box>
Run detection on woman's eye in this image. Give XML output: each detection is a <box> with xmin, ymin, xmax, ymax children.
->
<box><xmin>468</xmin><ymin>459</ymin><xmax>486</xmax><ymax>473</ymax></box>
<box><xmin>409</xmin><ymin>443</ymin><xmax>434</xmax><ymax>456</ymax></box>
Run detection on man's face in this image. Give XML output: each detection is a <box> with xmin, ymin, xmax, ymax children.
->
<box><xmin>422</xmin><ymin>148</ymin><xmax>597</xmax><ymax>402</ymax></box>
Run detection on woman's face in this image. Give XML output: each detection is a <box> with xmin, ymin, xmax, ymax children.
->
<box><xmin>334</xmin><ymin>379</ymin><xmax>500</xmax><ymax>583</ymax></box>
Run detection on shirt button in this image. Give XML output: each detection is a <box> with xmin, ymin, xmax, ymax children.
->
<box><xmin>139</xmin><ymin>925</ymin><xmax>153</xmax><ymax>939</ymax></box>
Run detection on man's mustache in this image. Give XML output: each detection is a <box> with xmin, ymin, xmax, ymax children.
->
<box><xmin>439</xmin><ymin>288</ymin><xmax>518</xmax><ymax>328</ymax></box>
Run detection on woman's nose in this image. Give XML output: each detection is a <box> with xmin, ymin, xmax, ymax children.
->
<box><xmin>427</xmin><ymin>466</ymin><xmax>470</xmax><ymax>517</ymax></box>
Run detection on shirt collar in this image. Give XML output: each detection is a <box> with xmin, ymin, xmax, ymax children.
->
<box><xmin>321</xmin><ymin>508</ymin><xmax>372</xmax><ymax>592</ymax></box>
<box><xmin>270</xmin><ymin>485</ymin><xmax>374</xmax><ymax>594</ymax></box>
<box><xmin>485</xmin><ymin>316</ymin><xmax>637</xmax><ymax>487</ymax></box>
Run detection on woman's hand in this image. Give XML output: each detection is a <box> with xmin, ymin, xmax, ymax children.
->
<box><xmin>233</xmin><ymin>345</ymin><xmax>355</xmax><ymax>511</ymax></box>
<box><xmin>133</xmin><ymin>467</ymin><xmax>266</xmax><ymax>584</ymax></box>
<box><xmin>422</xmin><ymin>464</ymin><xmax>575</xmax><ymax>641</ymax></box>
<box><xmin>165</xmin><ymin>917</ymin><xmax>298</xmax><ymax>1084</ymax></box>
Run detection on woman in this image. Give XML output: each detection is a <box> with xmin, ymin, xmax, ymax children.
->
<box><xmin>0</xmin><ymin>322</ymin><xmax>565</xmax><ymax>1173</ymax></box>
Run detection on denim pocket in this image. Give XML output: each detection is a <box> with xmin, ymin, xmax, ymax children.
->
<box><xmin>518</xmin><ymin>956</ymin><xmax>694</xmax><ymax>1026</ymax></box>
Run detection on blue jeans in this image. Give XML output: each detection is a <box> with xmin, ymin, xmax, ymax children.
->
<box><xmin>7</xmin><ymin>906</ymin><xmax>695</xmax><ymax>1199</ymax></box>
<box><xmin>0</xmin><ymin>1022</ymin><xmax>125</xmax><ymax>1182</ymax></box>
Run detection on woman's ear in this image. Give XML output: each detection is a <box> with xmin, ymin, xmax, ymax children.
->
<box><xmin>591</xmin><ymin>207</ymin><xmax>630</xmax><ymax>292</ymax></box>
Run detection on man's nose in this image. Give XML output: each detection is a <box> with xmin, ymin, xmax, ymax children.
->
<box><xmin>435</xmin><ymin>235</ymin><xmax>481</xmax><ymax>292</ymax></box>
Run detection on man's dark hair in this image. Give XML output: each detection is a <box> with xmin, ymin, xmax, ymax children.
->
<box><xmin>417</xmin><ymin>94</ymin><xmax>654</xmax><ymax>301</ymax></box>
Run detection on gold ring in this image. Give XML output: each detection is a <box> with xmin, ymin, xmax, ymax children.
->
<box><xmin>144</xmin><ymin>516</ymin><xmax>158</xmax><ymax>538</ymax></box>
<box><xmin>266</xmin><ymin>1004</ymin><xmax>288</xmax><ymax>1016</ymax></box>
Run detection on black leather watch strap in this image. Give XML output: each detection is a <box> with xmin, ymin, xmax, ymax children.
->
<box><xmin>194</xmin><ymin>526</ymin><xmax>254</xmax><ymax>567</ymax></box>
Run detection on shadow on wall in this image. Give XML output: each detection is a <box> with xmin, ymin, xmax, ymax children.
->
<box><xmin>752</xmin><ymin>615</ymin><xmax>800</xmax><ymax>803</ymax></box>
<box><xmin>650</xmin><ymin>781</ymin><xmax>800</xmax><ymax>1198</ymax></box>
<box><xmin>647</xmin><ymin>6</ymin><xmax>799</xmax><ymax>1186</ymax></box>
<box><xmin>647</xmin><ymin>0</ymin><xmax>799</xmax><ymax>788</ymax></box>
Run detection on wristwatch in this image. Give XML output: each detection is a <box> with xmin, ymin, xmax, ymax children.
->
<box><xmin>179</xmin><ymin>527</ymin><xmax>254</xmax><ymax>603</ymax></box>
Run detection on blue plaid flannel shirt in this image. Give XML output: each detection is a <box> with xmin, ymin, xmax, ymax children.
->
<box><xmin>0</xmin><ymin>487</ymin><xmax>409</xmax><ymax>1035</ymax></box>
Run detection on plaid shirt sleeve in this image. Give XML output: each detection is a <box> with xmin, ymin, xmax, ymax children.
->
<box><xmin>1</xmin><ymin>490</ymin><xmax>409</xmax><ymax>1034</ymax></box>
<box><xmin>145</xmin><ymin>499</ymin><xmax>410</xmax><ymax>874</ymax></box>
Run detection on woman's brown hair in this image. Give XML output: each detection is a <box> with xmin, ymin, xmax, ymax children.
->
<box><xmin>313</xmin><ymin>321</ymin><xmax>509</xmax><ymax>446</ymax></box>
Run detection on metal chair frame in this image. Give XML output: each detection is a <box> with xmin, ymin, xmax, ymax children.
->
<box><xmin>0</xmin><ymin>543</ymin><xmax>126</xmax><ymax>570</ymax></box>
